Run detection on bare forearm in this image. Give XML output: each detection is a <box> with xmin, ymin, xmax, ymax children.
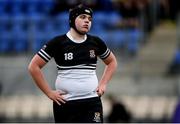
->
<box><xmin>28</xmin><ymin>55</ymin><xmax>66</xmax><ymax>105</ymax></box>
<box><xmin>28</xmin><ymin>66</ymin><xmax>51</xmax><ymax>96</ymax></box>
<box><xmin>100</xmin><ymin>61</ymin><xmax>117</xmax><ymax>85</ymax></box>
<box><xmin>96</xmin><ymin>59</ymin><xmax>117</xmax><ymax>96</ymax></box>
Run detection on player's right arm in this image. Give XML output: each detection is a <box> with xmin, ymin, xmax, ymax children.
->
<box><xmin>28</xmin><ymin>54</ymin><xmax>66</xmax><ymax>105</ymax></box>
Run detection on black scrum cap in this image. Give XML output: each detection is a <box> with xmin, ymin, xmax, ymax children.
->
<box><xmin>69</xmin><ymin>4</ymin><xmax>93</xmax><ymax>28</ymax></box>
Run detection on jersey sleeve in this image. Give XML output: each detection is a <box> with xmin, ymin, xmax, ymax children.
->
<box><xmin>37</xmin><ymin>39</ymin><xmax>56</xmax><ymax>62</ymax></box>
<box><xmin>96</xmin><ymin>37</ymin><xmax>111</xmax><ymax>59</ymax></box>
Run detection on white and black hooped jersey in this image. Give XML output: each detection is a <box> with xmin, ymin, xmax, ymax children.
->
<box><xmin>38</xmin><ymin>32</ymin><xmax>111</xmax><ymax>101</ymax></box>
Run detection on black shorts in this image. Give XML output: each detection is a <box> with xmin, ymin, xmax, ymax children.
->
<box><xmin>53</xmin><ymin>97</ymin><xmax>103</xmax><ymax>123</ymax></box>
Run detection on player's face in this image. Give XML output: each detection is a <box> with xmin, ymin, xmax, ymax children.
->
<box><xmin>75</xmin><ymin>14</ymin><xmax>92</xmax><ymax>34</ymax></box>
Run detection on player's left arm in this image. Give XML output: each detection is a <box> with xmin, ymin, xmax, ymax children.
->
<box><xmin>96</xmin><ymin>52</ymin><xmax>117</xmax><ymax>96</ymax></box>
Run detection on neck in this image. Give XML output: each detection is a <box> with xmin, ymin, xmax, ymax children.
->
<box><xmin>69</xmin><ymin>28</ymin><xmax>86</xmax><ymax>41</ymax></box>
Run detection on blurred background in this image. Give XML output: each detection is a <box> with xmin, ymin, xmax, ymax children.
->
<box><xmin>0</xmin><ymin>0</ymin><xmax>180</xmax><ymax>123</ymax></box>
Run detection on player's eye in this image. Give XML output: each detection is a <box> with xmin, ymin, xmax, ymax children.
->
<box><xmin>88</xmin><ymin>17</ymin><xmax>92</xmax><ymax>22</ymax></box>
<box><xmin>79</xmin><ymin>15</ymin><xmax>86</xmax><ymax>19</ymax></box>
<box><xmin>79</xmin><ymin>15</ymin><xmax>92</xmax><ymax>21</ymax></box>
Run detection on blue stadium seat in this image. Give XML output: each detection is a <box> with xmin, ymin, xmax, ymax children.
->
<box><xmin>0</xmin><ymin>0</ymin><xmax>7</xmax><ymax>15</ymax></box>
<box><xmin>109</xmin><ymin>30</ymin><xmax>125</xmax><ymax>49</ymax></box>
<box><xmin>24</xmin><ymin>0</ymin><xmax>54</xmax><ymax>15</ymax></box>
<box><xmin>125</xmin><ymin>29</ymin><xmax>141</xmax><ymax>54</ymax></box>
<box><xmin>38</xmin><ymin>0</ymin><xmax>54</xmax><ymax>14</ymax></box>
<box><xmin>55</xmin><ymin>12</ymin><xmax>69</xmax><ymax>34</ymax></box>
<box><xmin>93</xmin><ymin>11</ymin><xmax>106</xmax><ymax>21</ymax></box>
<box><xmin>0</xmin><ymin>15</ymin><xmax>10</xmax><ymax>31</ymax></box>
<box><xmin>92</xmin><ymin>11</ymin><xmax>107</xmax><ymax>31</ymax></box>
<box><xmin>107</xmin><ymin>11</ymin><xmax>122</xmax><ymax>24</ymax></box>
<box><xmin>42</xmin><ymin>20</ymin><xmax>56</xmax><ymax>39</ymax></box>
<box><xmin>11</xmin><ymin>14</ymin><xmax>29</xmax><ymax>52</ymax></box>
<box><xmin>51</xmin><ymin>16</ymin><xmax>64</xmax><ymax>35</ymax></box>
<box><xmin>31</xmin><ymin>18</ymin><xmax>54</xmax><ymax>52</ymax></box>
<box><xmin>104</xmin><ymin>11</ymin><xmax>122</xmax><ymax>29</ymax></box>
<box><xmin>32</xmin><ymin>32</ymin><xmax>48</xmax><ymax>52</ymax></box>
<box><xmin>31</xmin><ymin>30</ymin><xmax>46</xmax><ymax>52</ymax></box>
<box><xmin>24</xmin><ymin>0</ymin><xmax>42</xmax><ymax>16</ymax></box>
<box><xmin>0</xmin><ymin>0</ymin><xmax>13</xmax><ymax>14</ymax></box>
<box><xmin>91</xmin><ymin>11</ymin><xmax>123</xmax><ymax>49</ymax></box>
<box><xmin>11</xmin><ymin>23</ymin><xmax>28</xmax><ymax>52</ymax></box>
<box><xmin>98</xmin><ymin>32</ymin><xmax>111</xmax><ymax>46</ymax></box>
<box><xmin>89</xmin><ymin>29</ymin><xmax>109</xmax><ymax>42</ymax></box>
<box><xmin>0</xmin><ymin>14</ymin><xmax>12</xmax><ymax>52</ymax></box>
<box><xmin>10</xmin><ymin>0</ymin><xmax>24</xmax><ymax>15</ymax></box>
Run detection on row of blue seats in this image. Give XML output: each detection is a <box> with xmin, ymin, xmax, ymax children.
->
<box><xmin>0</xmin><ymin>30</ymin><xmax>141</xmax><ymax>53</ymax></box>
<box><xmin>0</xmin><ymin>0</ymin><xmax>53</xmax><ymax>6</ymax></box>
<box><xmin>0</xmin><ymin>11</ymin><xmax>123</xmax><ymax>35</ymax></box>
<box><xmin>0</xmin><ymin>11</ymin><xmax>142</xmax><ymax>53</ymax></box>
<box><xmin>0</xmin><ymin>0</ymin><xmax>54</xmax><ymax>15</ymax></box>
<box><xmin>0</xmin><ymin>30</ymin><xmax>142</xmax><ymax>53</ymax></box>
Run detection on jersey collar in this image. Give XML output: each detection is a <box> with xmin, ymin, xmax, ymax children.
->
<box><xmin>66</xmin><ymin>31</ymin><xmax>87</xmax><ymax>43</ymax></box>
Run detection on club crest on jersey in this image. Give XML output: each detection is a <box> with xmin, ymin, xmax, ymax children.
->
<box><xmin>89</xmin><ymin>50</ymin><xmax>95</xmax><ymax>58</ymax></box>
<box><xmin>93</xmin><ymin>112</ymin><xmax>101</xmax><ymax>122</ymax></box>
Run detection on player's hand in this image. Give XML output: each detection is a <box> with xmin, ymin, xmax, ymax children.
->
<box><xmin>47</xmin><ymin>90</ymin><xmax>67</xmax><ymax>105</ymax></box>
<box><xmin>96</xmin><ymin>84</ymin><xmax>106</xmax><ymax>97</ymax></box>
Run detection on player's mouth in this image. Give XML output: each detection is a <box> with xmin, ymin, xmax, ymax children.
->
<box><xmin>82</xmin><ymin>25</ymin><xmax>89</xmax><ymax>30</ymax></box>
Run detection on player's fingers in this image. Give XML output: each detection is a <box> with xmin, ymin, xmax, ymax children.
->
<box><xmin>97</xmin><ymin>90</ymin><xmax>101</xmax><ymax>96</ymax></box>
<box><xmin>57</xmin><ymin>97</ymin><xmax>66</xmax><ymax>104</ymax></box>
<box><xmin>97</xmin><ymin>90</ymin><xmax>104</xmax><ymax>97</ymax></box>
<box><xmin>55</xmin><ymin>99</ymin><xmax>61</xmax><ymax>106</ymax></box>
<box><xmin>57</xmin><ymin>93</ymin><xmax>67</xmax><ymax>101</ymax></box>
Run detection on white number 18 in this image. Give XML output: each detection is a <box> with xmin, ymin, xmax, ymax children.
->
<box><xmin>64</xmin><ymin>52</ymin><xmax>73</xmax><ymax>60</ymax></box>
